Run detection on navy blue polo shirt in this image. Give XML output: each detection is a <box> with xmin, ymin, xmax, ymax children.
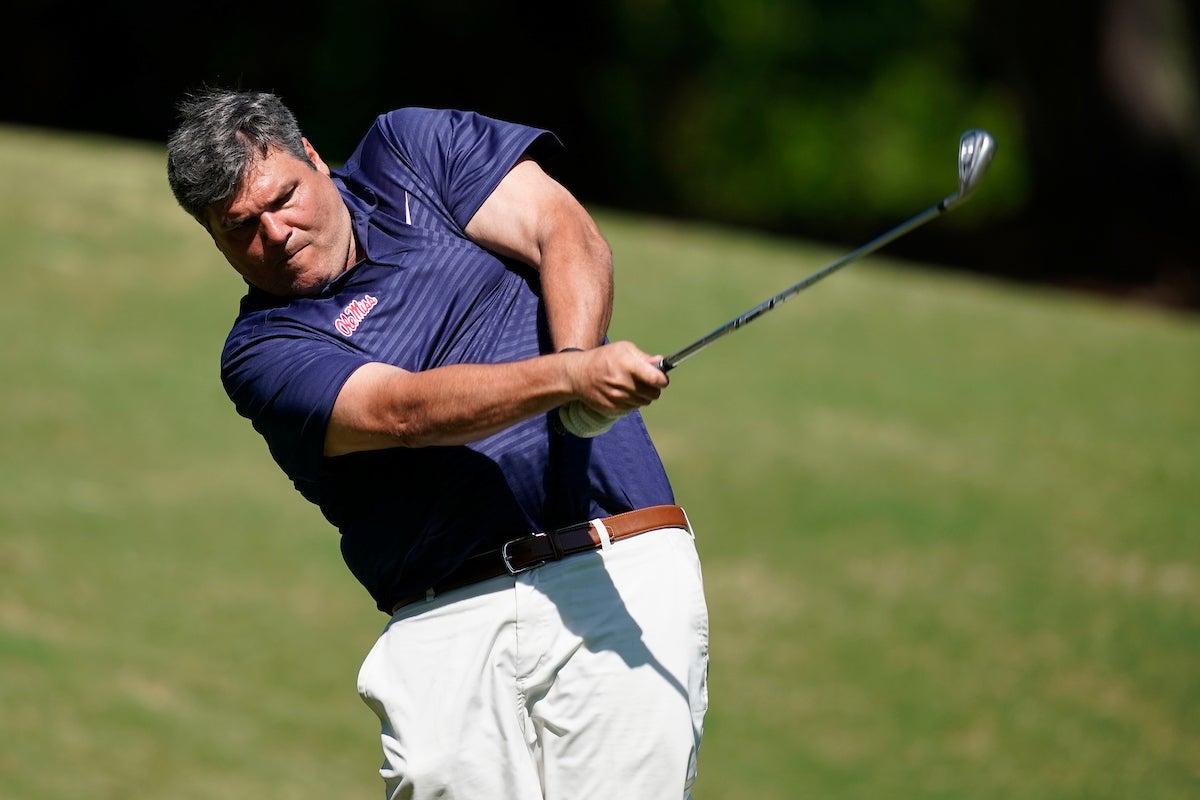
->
<box><xmin>220</xmin><ymin>108</ymin><xmax>675</xmax><ymax>612</ymax></box>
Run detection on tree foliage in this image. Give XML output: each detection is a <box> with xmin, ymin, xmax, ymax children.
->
<box><xmin>585</xmin><ymin>0</ymin><xmax>1025</xmax><ymax>229</ymax></box>
<box><xmin>4</xmin><ymin>0</ymin><xmax>1197</xmax><ymax>304</ymax></box>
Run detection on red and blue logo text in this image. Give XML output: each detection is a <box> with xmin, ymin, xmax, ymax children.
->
<box><xmin>335</xmin><ymin>295</ymin><xmax>379</xmax><ymax>337</ymax></box>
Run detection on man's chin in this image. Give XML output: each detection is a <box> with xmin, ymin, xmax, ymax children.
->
<box><xmin>284</xmin><ymin>276</ymin><xmax>329</xmax><ymax>296</ymax></box>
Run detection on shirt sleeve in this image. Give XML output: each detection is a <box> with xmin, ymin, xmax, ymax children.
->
<box><xmin>221</xmin><ymin>316</ymin><xmax>367</xmax><ymax>486</ymax></box>
<box><xmin>375</xmin><ymin>107</ymin><xmax>562</xmax><ymax>229</ymax></box>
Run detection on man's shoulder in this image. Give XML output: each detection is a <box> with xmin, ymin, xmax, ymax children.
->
<box><xmin>223</xmin><ymin>287</ymin><xmax>329</xmax><ymax>350</ymax></box>
<box><xmin>373</xmin><ymin>106</ymin><xmax>468</xmax><ymax>140</ymax></box>
<box><xmin>372</xmin><ymin>107</ymin><xmax>553</xmax><ymax>147</ymax></box>
<box><xmin>219</xmin><ymin>284</ymin><xmax>368</xmax><ymax>397</ymax></box>
<box><xmin>338</xmin><ymin>108</ymin><xmax>461</xmax><ymax>185</ymax></box>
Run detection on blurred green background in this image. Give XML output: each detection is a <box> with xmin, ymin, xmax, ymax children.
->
<box><xmin>3</xmin><ymin>1</ymin><xmax>1200</xmax><ymax>797</ymax></box>
<box><xmin>2</xmin><ymin>122</ymin><xmax>1197</xmax><ymax>800</ymax></box>
<box><xmin>6</xmin><ymin>0</ymin><xmax>1200</xmax><ymax>305</ymax></box>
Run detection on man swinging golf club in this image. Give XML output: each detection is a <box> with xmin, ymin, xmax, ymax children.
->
<box><xmin>167</xmin><ymin>88</ymin><xmax>710</xmax><ymax>799</ymax></box>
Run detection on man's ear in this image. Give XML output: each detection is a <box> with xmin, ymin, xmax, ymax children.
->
<box><xmin>302</xmin><ymin>137</ymin><xmax>330</xmax><ymax>176</ymax></box>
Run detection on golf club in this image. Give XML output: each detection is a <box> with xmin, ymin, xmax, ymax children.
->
<box><xmin>657</xmin><ymin>129</ymin><xmax>997</xmax><ymax>372</ymax></box>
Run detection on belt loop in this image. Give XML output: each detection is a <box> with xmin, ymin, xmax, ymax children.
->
<box><xmin>681</xmin><ymin>507</ymin><xmax>695</xmax><ymax>537</ymax></box>
<box><xmin>591</xmin><ymin>517</ymin><xmax>613</xmax><ymax>549</ymax></box>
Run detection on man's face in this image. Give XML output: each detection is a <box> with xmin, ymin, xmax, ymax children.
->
<box><xmin>206</xmin><ymin>140</ymin><xmax>355</xmax><ymax>296</ymax></box>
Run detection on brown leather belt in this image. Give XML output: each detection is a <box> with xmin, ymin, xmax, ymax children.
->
<box><xmin>391</xmin><ymin>505</ymin><xmax>688</xmax><ymax>614</ymax></box>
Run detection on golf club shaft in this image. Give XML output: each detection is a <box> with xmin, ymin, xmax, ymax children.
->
<box><xmin>658</xmin><ymin>191</ymin><xmax>960</xmax><ymax>373</ymax></box>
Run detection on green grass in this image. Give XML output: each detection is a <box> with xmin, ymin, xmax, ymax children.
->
<box><xmin>2</xmin><ymin>125</ymin><xmax>1198</xmax><ymax>799</ymax></box>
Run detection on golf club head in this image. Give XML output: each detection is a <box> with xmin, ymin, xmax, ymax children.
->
<box><xmin>957</xmin><ymin>129</ymin><xmax>996</xmax><ymax>201</ymax></box>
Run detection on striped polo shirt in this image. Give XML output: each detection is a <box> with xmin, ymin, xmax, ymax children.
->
<box><xmin>220</xmin><ymin>108</ymin><xmax>675</xmax><ymax>612</ymax></box>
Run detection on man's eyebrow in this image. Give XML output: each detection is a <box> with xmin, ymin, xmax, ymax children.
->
<box><xmin>219</xmin><ymin>213</ymin><xmax>254</xmax><ymax>230</ymax></box>
<box><xmin>212</xmin><ymin>216</ymin><xmax>256</xmax><ymax>237</ymax></box>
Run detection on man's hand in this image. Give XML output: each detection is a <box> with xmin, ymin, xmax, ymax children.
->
<box><xmin>557</xmin><ymin>402</ymin><xmax>623</xmax><ymax>438</ymax></box>
<box><xmin>562</xmin><ymin>342</ymin><xmax>668</xmax><ymax>415</ymax></box>
<box><xmin>557</xmin><ymin>343</ymin><xmax>668</xmax><ymax>437</ymax></box>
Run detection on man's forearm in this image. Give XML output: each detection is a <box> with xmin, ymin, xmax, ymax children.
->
<box><xmin>540</xmin><ymin>220</ymin><xmax>613</xmax><ymax>352</ymax></box>
<box><xmin>325</xmin><ymin>342</ymin><xmax>667</xmax><ymax>456</ymax></box>
<box><xmin>326</xmin><ymin>356</ymin><xmax>576</xmax><ymax>454</ymax></box>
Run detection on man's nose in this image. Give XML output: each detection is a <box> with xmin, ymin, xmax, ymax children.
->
<box><xmin>260</xmin><ymin>212</ymin><xmax>290</xmax><ymax>243</ymax></box>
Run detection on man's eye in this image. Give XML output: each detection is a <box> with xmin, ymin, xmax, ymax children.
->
<box><xmin>275</xmin><ymin>188</ymin><xmax>296</xmax><ymax>210</ymax></box>
<box><xmin>227</xmin><ymin>220</ymin><xmax>255</xmax><ymax>237</ymax></box>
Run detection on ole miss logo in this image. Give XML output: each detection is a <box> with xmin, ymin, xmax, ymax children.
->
<box><xmin>335</xmin><ymin>294</ymin><xmax>379</xmax><ymax>337</ymax></box>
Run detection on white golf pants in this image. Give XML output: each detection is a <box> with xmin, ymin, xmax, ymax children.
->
<box><xmin>357</xmin><ymin>525</ymin><xmax>710</xmax><ymax>799</ymax></box>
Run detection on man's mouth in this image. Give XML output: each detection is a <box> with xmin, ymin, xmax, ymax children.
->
<box><xmin>278</xmin><ymin>243</ymin><xmax>309</xmax><ymax>268</ymax></box>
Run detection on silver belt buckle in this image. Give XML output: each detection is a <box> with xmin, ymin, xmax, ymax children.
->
<box><xmin>501</xmin><ymin>533</ymin><xmax>547</xmax><ymax>575</ymax></box>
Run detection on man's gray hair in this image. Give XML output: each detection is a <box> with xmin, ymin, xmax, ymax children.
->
<box><xmin>166</xmin><ymin>89</ymin><xmax>312</xmax><ymax>225</ymax></box>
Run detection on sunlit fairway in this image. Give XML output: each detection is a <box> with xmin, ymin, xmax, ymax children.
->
<box><xmin>2</xmin><ymin>126</ymin><xmax>1197</xmax><ymax>799</ymax></box>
